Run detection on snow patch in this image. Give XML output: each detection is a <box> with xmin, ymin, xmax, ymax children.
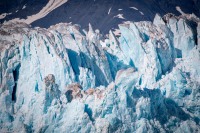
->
<box><xmin>0</xmin><ymin>13</ymin><xmax>12</xmax><ymax>20</ymax></box>
<box><xmin>114</xmin><ymin>14</ymin><xmax>125</xmax><ymax>19</ymax></box>
<box><xmin>108</xmin><ymin>7</ymin><xmax>112</xmax><ymax>15</ymax></box>
<box><xmin>9</xmin><ymin>0</ymin><xmax>68</xmax><ymax>24</ymax></box>
<box><xmin>176</xmin><ymin>6</ymin><xmax>185</xmax><ymax>15</ymax></box>
<box><xmin>22</xmin><ymin>5</ymin><xmax>26</xmax><ymax>10</ymax></box>
<box><xmin>130</xmin><ymin>7</ymin><xmax>138</xmax><ymax>10</ymax></box>
<box><xmin>140</xmin><ymin>11</ymin><xmax>144</xmax><ymax>15</ymax></box>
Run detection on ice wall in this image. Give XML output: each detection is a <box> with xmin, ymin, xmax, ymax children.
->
<box><xmin>0</xmin><ymin>13</ymin><xmax>200</xmax><ymax>132</ymax></box>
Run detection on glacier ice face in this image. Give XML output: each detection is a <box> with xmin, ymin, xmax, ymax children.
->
<box><xmin>198</xmin><ymin>22</ymin><xmax>200</xmax><ymax>47</ymax></box>
<box><xmin>0</xmin><ymin>13</ymin><xmax>200</xmax><ymax>132</ymax></box>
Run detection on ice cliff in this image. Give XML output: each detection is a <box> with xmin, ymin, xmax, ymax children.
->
<box><xmin>0</xmin><ymin>13</ymin><xmax>200</xmax><ymax>132</ymax></box>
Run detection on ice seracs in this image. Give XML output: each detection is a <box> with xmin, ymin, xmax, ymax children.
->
<box><xmin>0</xmin><ymin>13</ymin><xmax>200</xmax><ymax>132</ymax></box>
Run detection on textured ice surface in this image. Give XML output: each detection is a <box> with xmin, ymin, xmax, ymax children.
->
<box><xmin>0</xmin><ymin>13</ymin><xmax>200</xmax><ymax>132</ymax></box>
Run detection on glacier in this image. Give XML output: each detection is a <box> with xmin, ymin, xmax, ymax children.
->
<box><xmin>0</xmin><ymin>13</ymin><xmax>200</xmax><ymax>132</ymax></box>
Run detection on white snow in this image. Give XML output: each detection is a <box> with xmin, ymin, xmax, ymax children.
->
<box><xmin>176</xmin><ymin>6</ymin><xmax>185</xmax><ymax>15</ymax></box>
<box><xmin>114</xmin><ymin>14</ymin><xmax>125</xmax><ymax>19</ymax></box>
<box><xmin>108</xmin><ymin>7</ymin><xmax>112</xmax><ymax>15</ymax></box>
<box><xmin>140</xmin><ymin>11</ymin><xmax>144</xmax><ymax>15</ymax></box>
<box><xmin>22</xmin><ymin>5</ymin><xmax>26</xmax><ymax>9</ymax></box>
<box><xmin>0</xmin><ymin>13</ymin><xmax>12</xmax><ymax>20</ymax></box>
<box><xmin>0</xmin><ymin>13</ymin><xmax>7</xmax><ymax>19</ymax></box>
<box><xmin>9</xmin><ymin>0</ymin><xmax>68</xmax><ymax>24</ymax></box>
<box><xmin>129</xmin><ymin>6</ymin><xmax>144</xmax><ymax>16</ymax></box>
<box><xmin>130</xmin><ymin>6</ymin><xmax>138</xmax><ymax>10</ymax></box>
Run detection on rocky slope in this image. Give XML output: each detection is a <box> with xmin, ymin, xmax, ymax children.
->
<box><xmin>1</xmin><ymin>0</ymin><xmax>200</xmax><ymax>34</ymax></box>
<box><xmin>0</xmin><ymin>13</ymin><xmax>200</xmax><ymax>132</ymax></box>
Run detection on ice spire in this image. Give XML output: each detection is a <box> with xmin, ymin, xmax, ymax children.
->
<box><xmin>87</xmin><ymin>23</ymin><xmax>95</xmax><ymax>42</ymax></box>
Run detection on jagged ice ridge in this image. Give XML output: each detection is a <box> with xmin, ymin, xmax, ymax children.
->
<box><xmin>0</xmin><ymin>13</ymin><xmax>200</xmax><ymax>132</ymax></box>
